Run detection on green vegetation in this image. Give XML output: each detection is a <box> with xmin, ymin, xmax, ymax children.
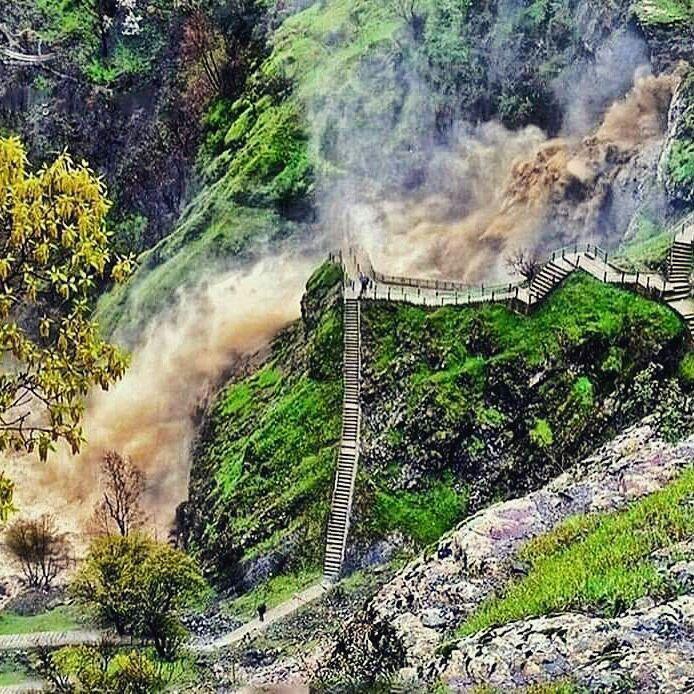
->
<box><xmin>71</xmin><ymin>534</ymin><xmax>210</xmax><ymax>660</ymax></box>
<box><xmin>0</xmin><ymin>669</ymin><xmax>30</xmax><ymax>686</ymax></box>
<box><xmin>356</xmin><ymin>272</ymin><xmax>688</xmax><ymax>546</ymax></box>
<box><xmin>37</xmin><ymin>645</ymin><xmax>194</xmax><ymax>692</ymax></box>
<box><xmin>668</xmin><ymin>138</ymin><xmax>694</xmax><ymax>187</ymax></box>
<box><xmin>372</xmin><ymin>479</ymin><xmax>468</xmax><ymax>546</ymax></box>
<box><xmin>222</xmin><ymin>567</ymin><xmax>320</xmax><ymax>620</ymax></box>
<box><xmin>612</xmin><ymin>216</ymin><xmax>671</xmax><ymax>272</ymax></box>
<box><xmin>34</xmin><ymin>0</ymin><xmax>171</xmax><ymax>85</ymax></box>
<box><xmin>97</xmin><ymin>204</ymin><xmax>299</xmax><ymax>338</ymax></box>
<box><xmin>635</xmin><ymin>0</ymin><xmax>694</xmax><ymax>25</ymax></box>
<box><xmin>460</xmin><ymin>467</ymin><xmax>694</xmax><ymax>635</ymax></box>
<box><xmin>679</xmin><ymin>352</ymin><xmax>694</xmax><ymax>384</ymax></box>
<box><xmin>0</xmin><ymin>606</ymin><xmax>81</xmax><ymax>636</ymax></box>
<box><xmin>471</xmin><ymin>683</ymin><xmax>581</xmax><ymax>694</ymax></box>
<box><xmin>666</xmin><ymin>69</ymin><xmax>694</xmax><ymax>196</ymax></box>
<box><xmin>187</xmin><ymin>265</ymin><xmax>344</xmax><ymax>579</ymax></box>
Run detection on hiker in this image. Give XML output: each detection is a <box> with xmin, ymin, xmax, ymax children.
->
<box><xmin>257</xmin><ymin>602</ymin><xmax>267</xmax><ymax>622</ymax></box>
<box><xmin>359</xmin><ymin>272</ymin><xmax>368</xmax><ymax>296</ymax></box>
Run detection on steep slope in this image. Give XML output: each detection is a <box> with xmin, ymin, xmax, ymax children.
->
<box><xmin>316</xmin><ymin>420</ymin><xmax>694</xmax><ymax>691</ymax></box>
<box><xmin>182</xmin><ymin>262</ymin><xmax>345</xmax><ymax>585</ymax></box>
<box><xmin>94</xmin><ymin>0</ymin><xmax>694</xmax><ymax>338</ymax></box>
<box><xmin>184</xmin><ymin>262</ymin><xmax>691</xmax><ymax>594</ymax></box>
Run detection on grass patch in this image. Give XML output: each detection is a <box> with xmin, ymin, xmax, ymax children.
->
<box><xmin>0</xmin><ymin>669</ymin><xmax>30</xmax><ymax>686</ymax></box>
<box><xmin>221</xmin><ymin>567</ymin><xmax>320</xmax><ymax>621</ymax></box>
<box><xmin>635</xmin><ymin>0</ymin><xmax>694</xmax><ymax>25</ymax></box>
<box><xmin>357</xmin><ymin>272</ymin><xmax>688</xmax><ymax>552</ymax></box>
<box><xmin>373</xmin><ymin>479</ymin><xmax>469</xmax><ymax>546</ymax></box>
<box><xmin>460</xmin><ymin>467</ymin><xmax>694</xmax><ymax>635</ymax></box>
<box><xmin>0</xmin><ymin>606</ymin><xmax>82</xmax><ymax>636</ymax></box>
<box><xmin>612</xmin><ymin>221</ymin><xmax>670</xmax><ymax>272</ymax></box>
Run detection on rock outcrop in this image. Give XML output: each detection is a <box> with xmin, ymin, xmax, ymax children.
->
<box><xmin>439</xmin><ymin>594</ymin><xmax>694</xmax><ymax>692</ymax></box>
<box><xmin>318</xmin><ymin>419</ymin><xmax>694</xmax><ymax>686</ymax></box>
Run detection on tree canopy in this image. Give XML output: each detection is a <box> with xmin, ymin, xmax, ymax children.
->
<box><xmin>71</xmin><ymin>534</ymin><xmax>210</xmax><ymax>659</ymax></box>
<box><xmin>0</xmin><ymin>137</ymin><xmax>133</xmax><ymax>519</ymax></box>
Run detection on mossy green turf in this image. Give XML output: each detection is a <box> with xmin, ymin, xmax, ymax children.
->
<box><xmin>187</xmin><ymin>264</ymin><xmax>344</xmax><ymax>577</ymax></box>
<box><xmin>666</xmin><ymin>70</ymin><xmax>694</xmax><ymax>192</ymax></box>
<box><xmin>355</xmin><ymin>272</ymin><xmax>687</xmax><ymax>546</ymax></box>
<box><xmin>366</xmin><ymin>273</ymin><xmax>682</xmax><ymax>372</ymax></box>
<box><xmin>0</xmin><ymin>606</ymin><xmax>82</xmax><ymax>635</ymax></box>
<box><xmin>371</xmin><ymin>480</ymin><xmax>469</xmax><ymax>547</ymax></box>
<box><xmin>460</xmin><ymin>467</ymin><xmax>694</xmax><ymax>635</ymax></box>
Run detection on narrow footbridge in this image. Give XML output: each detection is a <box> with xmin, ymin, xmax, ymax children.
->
<box><xmin>323</xmin><ymin>216</ymin><xmax>694</xmax><ymax>582</ymax></box>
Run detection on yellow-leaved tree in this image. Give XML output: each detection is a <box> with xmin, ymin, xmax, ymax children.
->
<box><xmin>0</xmin><ymin>137</ymin><xmax>134</xmax><ymax>520</ymax></box>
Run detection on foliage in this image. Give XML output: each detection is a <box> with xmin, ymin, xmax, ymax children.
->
<box><xmin>679</xmin><ymin>352</ymin><xmax>694</xmax><ymax>385</ymax></box>
<box><xmin>529</xmin><ymin>418</ymin><xmax>554</xmax><ymax>448</ymax></box>
<box><xmin>90</xmin><ymin>451</ymin><xmax>146</xmax><ymax>537</ymax></box>
<box><xmin>34</xmin><ymin>642</ymin><xmax>185</xmax><ymax>693</ymax></box>
<box><xmin>460</xmin><ymin>467</ymin><xmax>694</xmax><ymax>635</ymax></box>
<box><xmin>668</xmin><ymin>138</ymin><xmax>694</xmax><ymax>187</ymax></box>
<box><xmin>3</xmin><ymin>515</ymin><xmax>71</xmax><ymax>589</ymax></box>
<box><xmin>35</xmin><ymin>0</ymin><xmax>172</xmax><ymax>85</ymax></box>
<box><xmin>635</xmin><ymin>0</ymin><xmax>694</xmax><ymax>25</ymax></box>
<box><xmin>0</xmin><ymin>472</ymin><xmax>15</xmax><ymax>523</ymax></box>
<box><xmin>612</xmin><ymin>225</ymin><xmax>671</xmax><ymax>273</ymax></box>
<box><xmin>305</xmin><ymin>262</ymin><xmax>344</xmax><ymax>300</ymax></box>
<box><xmin>0</xmin><ymin>138</ymin><xmax>132</xmax><ymax>477</ymax></box>
<box><xmin>357</xmin><ymin>273</ymin><xmax>686</xmax><ymax>543</ymax></box>
<box><xmin>371</xmin><ymin>479</ymin><xmax>468</xmax><ymax>546</ymax></box>
<box><xmin>70</xmin><ymin>534</ymin><xmax>209</xmax><ymax>659</ymax></box>
<box><xmin>666</xmin><ymin>69</ymin><xmax>694</xmax><ymax>197</ymax></box>
<box><xmin>96</xmin><ymin>203</ymin><xmax>299</xmax><ymax>339</ymax></box>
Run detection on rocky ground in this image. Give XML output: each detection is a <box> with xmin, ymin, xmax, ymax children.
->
<box><xmin>437</xmin><ymin>548</ymin><xmax>694</xmax><ymax>692</ymax></box>
<box><xmin>192</xmin><ymin>562</ymin><xmax>402</xmax><ymax>692</ymax></box>
<box><xmin>310</xmin><ymin>417</ymin><xmax>694</xmax><ymax>690</ymax></box>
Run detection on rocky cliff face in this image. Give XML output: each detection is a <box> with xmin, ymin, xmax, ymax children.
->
<box><xmin>316</xmin><ymin>419</ymin><xmax>694</xmax><ymax>690</ymax></box>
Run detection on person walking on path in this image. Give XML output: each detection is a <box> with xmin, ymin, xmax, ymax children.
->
<box><xmin>257</xmin><ymin>602</ymin><xmax>267</xmax><ymax>623</ymax></box>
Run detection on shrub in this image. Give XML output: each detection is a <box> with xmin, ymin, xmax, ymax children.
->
<box><xmin>71</xmin><ymin>535</ymin><xmax>209</xmax><ymax>659</ymax></box>
<box><xmin>35</xmin><ymin>642</ymin><xmax>180</xmax><ymax>693</ymax></box>
<box><xmin>90</xmin><ymin>451</ymin><xmax>146</xmax><ymax>537</ymax></box>
<box><xmin>3</xmin><ymin>515</ymin><xmax>71</xmax><ymax>589</ymax></box>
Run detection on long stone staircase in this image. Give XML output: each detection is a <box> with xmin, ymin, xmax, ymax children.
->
<box><xmin>323</xmin><ymin>298</ymin><xmax>361</xmax><ymax>582</ymax></box>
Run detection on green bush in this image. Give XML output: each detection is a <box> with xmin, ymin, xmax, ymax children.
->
<box><xmin>668</xmin><ymin>138</ymin><xmax>694</xmax><ymax>187</ymax></box>
<box><xmin>71</xmin><ymin>535</ymin><xmax>210</xmax><ymax>660</ymax></box>
<box><xmin>679</xmin><ymin>352</ymin><xmax>694</xmax><ymax>385</ymax></box>
<box><xmin>36</xmin><ymin>645</ymin><xmax>186</xmax><ymax>693</ymax></box>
